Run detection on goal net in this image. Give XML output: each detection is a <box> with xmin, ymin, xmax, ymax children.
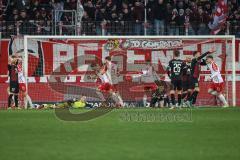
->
<box><xmin>21</xmin><ymin>36</ymin><xmax>236</xmax><ymax>107</ymax></box>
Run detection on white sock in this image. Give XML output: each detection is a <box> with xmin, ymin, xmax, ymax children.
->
<box><xmin>111</xmin><ymin>92</ymin><xmax>119</xmax><ymax>104</ymax></box>
<box><xmin>96</xmin><ymin>91</ymin><xmax>105</xmax><ymax>101</ymax></box>
<box><xmin>26</xmin><ymin>95</ymin><xmax>33</xmax><ymax>107</ymax></box>
<box><xmin>117</xmin><ymin>95</ymin><xmax>124</xmax><ymax>106</ymax></box>
<box><xmin>218</xmin><ymin>94</ymin><xmax>228</xmax><ymax>105</ymax></box>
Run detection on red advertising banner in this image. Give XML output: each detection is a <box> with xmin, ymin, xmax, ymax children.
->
<box><xmin>0</xmin><ymin>38</ymin><xmax>239</xmax><ymax>107</ymax></box>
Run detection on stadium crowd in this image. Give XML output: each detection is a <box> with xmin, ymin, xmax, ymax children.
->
<box><xmin>0</xmin><ymin>0</ymin><xmax>240</xmax><ymax>37</ymax></box>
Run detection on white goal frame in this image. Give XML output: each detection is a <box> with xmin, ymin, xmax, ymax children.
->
<box><xmin>23</xmin><ymin>35</ymin><xmax>236</xmax><ymax>106</ymax></box>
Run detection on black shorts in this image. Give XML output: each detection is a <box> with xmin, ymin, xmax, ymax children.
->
<box><xmin>182</xmin><ymin>80</ymin><xmax>192</xmax><ymax>91</ymax></box>
<box><xmin>171</xmin><ymin>79</ymin><xmax>182</xmax><ymax>90</ymax></box>
<box><xmin>191</xmin><ymin>78</ymin><xmax>199</xmax><ymax>89</ymax></box>
<box><xmin>9</xmin><ymin>82</ymin><xmax>19</xmax><ymax>94</ymax></box>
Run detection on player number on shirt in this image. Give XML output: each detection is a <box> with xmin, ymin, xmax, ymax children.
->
<box><xmin>173</xmin><ymin>64</ymin><xmax>181</xmax><ymax>73</ymax></box>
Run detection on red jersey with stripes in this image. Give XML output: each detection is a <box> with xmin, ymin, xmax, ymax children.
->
<box><xmin>17</xmin><ymin>63</ymin><xmax>26</xmax><ymax>84</ymax></box>
<box><xmin>207</xmin><ymin>61</ymin><xmax>224</xmax><ymax>83</ymax></box>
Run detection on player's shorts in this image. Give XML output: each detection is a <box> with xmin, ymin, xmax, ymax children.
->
<box><xmin>209</xmin><ymin>82</ymin><xmax>224</xmax><ymax>93</ymax></box>
<box><xmin>182</xmin><ymin>79</ymin><xmax>192</xmax><ymax>91</ymax></box>
<box><xmin>9</xmin><ymin>82</ymin><xmax>19</xmax><ymax>94</ymax></box>
<box><xmin>19</xmin><ymin>83</ymin><xmax>26</xmax><ymax>92</ymax></box>
<box><xmin>98</xmin><ymin>83</ymin><xmax>116</xmax><ymax>92</ymax></box>
<box><xmin>191</xmin><ymin>78</ymin><xmax>199</xmax><ymax>89</ymax></box>
<box><xmin>171</xmin><ymin>79</ymin><xmax>182</xmax><ymax>90</ymax></box>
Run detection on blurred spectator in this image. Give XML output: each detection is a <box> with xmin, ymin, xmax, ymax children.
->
<box><xmin>132</xmin><ymin>1</ymin><xmax>144</xmax><ymax>35</ymax></box>
<box><xmin>0</xmin><ymin>0</ymin><xmax>240</xmax><ymax>37</ymax></box>
<box><xmin>167</xmin><ymin>8</ymin><xmax>179</xmax><ymax>35</ymax></box>
<box><xmin>153</xmin><ymin>0</ymin><xmax>166</xmax><ymax>35</ymax></box>
<box><xmin>52</xmin><ymin>0</ymin><xmax>64</xmax><ymax>22</ymax></box>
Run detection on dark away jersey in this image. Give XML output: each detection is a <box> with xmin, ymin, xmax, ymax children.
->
<box><xmin>182</xmin><ymin>62</ymin><xmax>191</xmax><ymax>82</ymax></box>
<box><xmin>167</xmin><ymin>59</ymin><xmax>185</xmax><ymax>80</ymax></box>
<box><xmin>191</xmin><ymin>51</ymin><xmax>209</xmax><ymax>78</ymax></box>
<box><xmin>8</xmin><ymin>64</ymin><xmax>18</xmax><ymax>83</ymax></box>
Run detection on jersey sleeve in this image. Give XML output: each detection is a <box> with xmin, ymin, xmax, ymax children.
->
<box><xmin>210</xmin><ymin>62</ymin><xmax>219</xmax><ymax>79</ymax></box>
<box><xmin>200</xmin><ymin>59</ymin><xmax>207</xmax><ymax>65</ymax></box>
<box><xmin>167</xmin><ymin>61</ymin><xmax>172</xmax><ymax>77</ymax></box>
<box><xmin>196</xmin><ymin>51</ymin><xmax>210</xmax><ymax>61</ymax></box>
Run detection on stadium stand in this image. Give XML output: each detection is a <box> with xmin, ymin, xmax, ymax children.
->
<box><xmin>0</xmin><ymin>0</ymin><xmax>239</xmax><ymax>37</ymax></box>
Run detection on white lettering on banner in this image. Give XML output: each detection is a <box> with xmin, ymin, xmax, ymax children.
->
<box><xmin>27</xmin><ymin>77</ymin><xmax>36</xmax><ymax>83</ymax></box>
<box><xmin>127</xmin><ymin>50</ymin><xmax>146</xmax><ymax>72</ymax></box>
<box><xmin>77</xmin><ymin>43</ymin><xmax>98</xmax><ymax>72</ymax></box>
<box><xmin>183</xmin><ymin>43</ymin><xmax>197</xmax><ymax>54</ymax></box>
<box><xmin>124</xmin><ymin>39</ymin><xmax>182</xmax><ymax>49</ymax></box>
<box><xmin>152</xmin><ymin>50</ymin><xmax>173</xmax><ymax>70</ymax></box>
<box><xmin>53</xmin><ymin>43</ymin><xmax>74</xmax><ymax>72</ymax></box>
<box><xmin>40</xmin><ymin>77</ymin><xmax>48</xmax><ymax>83</ymax></box>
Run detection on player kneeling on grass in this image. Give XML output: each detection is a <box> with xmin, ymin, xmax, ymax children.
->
<box><xmin>206</xmin><ymin>55</ymin><xmax>228</xmax><ymax>107</ymax></box>
<box><xmin>150</xmin><ymin>80</ymin><xmax>171</xmax><ymax>108</ymax></box>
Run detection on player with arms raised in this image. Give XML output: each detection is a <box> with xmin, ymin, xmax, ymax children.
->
<box><xmin>206</xmin><ymin>55</ymin><xmax>228</xmax><ymax>107</ymax></box>
<box><xmin>186</xmin><ymin>48</ymin><xmax>215</xmax><ymax>106</ymax></box>
<box><xmin>167</xmin><ymin>50</ymin><xmax>185</xmax><ymax>108</ymax></box>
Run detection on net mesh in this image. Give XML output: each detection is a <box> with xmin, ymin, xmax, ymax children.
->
<box><xmin>5</xmin><ymin>36</ymin><xmax>235</xmax><ymax>107</ymax></box>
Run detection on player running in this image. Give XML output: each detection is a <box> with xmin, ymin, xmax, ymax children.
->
<box><xmin>7</xmin><ymin>56</ymin><xmax>19</xmax><ymax>109</ymax></box>
<box><xmin>167</xmin><ymin>50</ymin><xmax>185</xmax><ymax>108</ymax></box>
<box><xmin>186</xmin><ymin>48</ymin><xmax>215</xmax><ymax>106</ymax></box>
<box><xmin>206</xmin><ymin>55</ymin><xmax>228</xmax><ymax>107</ymax></box>
<box><xmin>104</xmin><ymin>56</ymin><xmax>124</xmax><ymax>107</ymax></box>
<box><xmin>90</xmin><ymin>63</ymin><xmax>122</xmax><ymax>107</ymax></box>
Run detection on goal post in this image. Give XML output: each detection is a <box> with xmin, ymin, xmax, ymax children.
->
<box><xmin>23</xmin><ymin>35</ymin><xmax>236</xmax><ymax>107</ymax></box>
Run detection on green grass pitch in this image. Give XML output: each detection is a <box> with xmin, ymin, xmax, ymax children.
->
<box><xmin>0</xmin><ymin>107</ymin><xmax>240</xmax><ymax>160</ymax></box>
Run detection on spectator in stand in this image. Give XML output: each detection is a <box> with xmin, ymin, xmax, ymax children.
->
<box><xmin>1</xmin><ymin>0</ymin><xmax>240</xmax><ymax>37</ymax></box>
<box><xmin>197</xmin><ymin>7</ymin><xmax>210</xmax><ymax>35</ymax></box>
<box><xmin>178</xmin><ymin>9</ymin><xmax>185</xmax><ymax>35</ymax></box>
<box><xmin>132</xmin><ymin>1</ymin><xmax>144</xmax><ymax>35</ymax></box>
<box><xmin>167</xmin><ymin>8</ymin><xmax>179</xmax><ymax>35</ymax></box>
<box><xmin>153</xmin><ymin>0</ymin><xmax>166</xmax><ymax>35</ymax></box>
<box><xmin>121</xmin><ymin>2</ymin><xmax>133</xmax><ymax>35</ymax></box>
<box><xmin>189</xmin><ymin>1</ymin><xmax>200</xmax><ymax>35</ymax></box>
<box><xmin>52</xmin><ymin>0</ymin><xmax>64</xmax><ymax>22</ymax></box>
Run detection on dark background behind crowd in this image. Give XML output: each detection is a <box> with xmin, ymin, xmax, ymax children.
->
<box><xmin>0</xmin><ymin>0</ymin><xmax>240</xmax><ymax>37</ymax></box>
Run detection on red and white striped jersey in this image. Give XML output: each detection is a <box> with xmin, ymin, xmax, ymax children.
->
<box><xmin>98</xmin><ymin>72</ymin><xmax>110</xmax><ymax>83</ymax></box>
<box><xmin>207</xmin><ymin>61</ymin><xmax>224</xmax><ymax>83</ymax></box>
<box><xmin>17</xmin><ymin>63</ymin><xmax>26</xmax><ymax>84</ymax></box>
<box><xmin>105</xmin><ymin>62</ymin><xmax>118</xmax><ymax>84</ymax></box>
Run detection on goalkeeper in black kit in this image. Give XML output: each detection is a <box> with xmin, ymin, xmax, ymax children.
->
<box><xmin>186</xmin><ymin>48</ymin><xmax>215</xmax><ymax>106</ymax></box>
<box><xmin>150</xmin><ymin>80</ymin><xmax>172</xmax><ymax>108</ymax></box>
